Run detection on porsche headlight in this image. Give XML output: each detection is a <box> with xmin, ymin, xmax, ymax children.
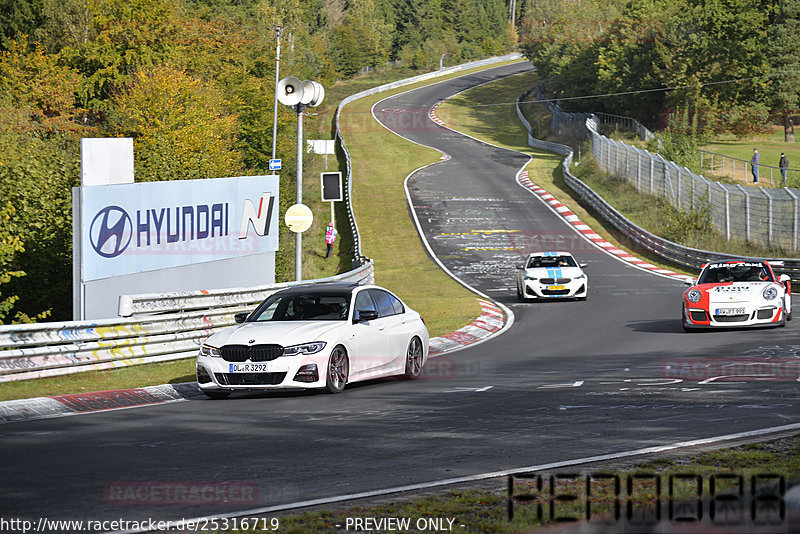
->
<box><xmin>283</xmin><ymin>342</ymin><xmax>327</xmax><ymax>357</ymax></box>
<box><xmin>200</xmin><ymin>344</ymin><xmax>221</xmax><ymax>357</ymax></box>
<box><xmin>687</xmin><ymin>289</ymin><xmax>702</xmax><ymax>303</ymax></box>
<box><xmin>763</xmin><ymin>285</ymin><xmax>779</xmax><ymax>301</ymax></box>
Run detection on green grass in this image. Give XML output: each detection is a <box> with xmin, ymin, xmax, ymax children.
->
<box><xmin>244</xmin><ymin>433</ymin><xmax>800</xmax><ymax>533</ymax></box>
<box><xmin>439</xmin><ymin>72</ymin><xmax>694</xmax><ymax>277</ymax></box>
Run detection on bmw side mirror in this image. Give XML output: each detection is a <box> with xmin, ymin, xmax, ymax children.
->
<box><xmin>355</xmin><ymin>309</ymin><xmax>378</xmax><ymax>323</ymax></box>
<box><xmin>234</xmin><ymin>312</ymin><xmax>248</xmax><ymax>324</ymax></box>
<box><xmin>515</xmin><ymin>264</ymin><xmax>524</xmax><ymax>270</ymax></box>
<box><xmin>579</xmin><ymin>263</ymin><xmax>588</xmax><ymax>268</ymax></box>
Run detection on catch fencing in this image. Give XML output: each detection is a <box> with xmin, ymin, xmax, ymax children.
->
<box><xmin>516</xmin><ymin>94</ymin><xmax>800</xmax><ymax>278</ymax></box>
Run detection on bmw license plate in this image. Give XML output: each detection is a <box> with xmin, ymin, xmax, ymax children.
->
<box><xmin>716</xmin><ymin>307</ymin><xmax>746</xmax><ymax>316</ymax></box>
<box><xmin>229</xmin><ymin>363</ymin><xmax>269</xmax><ymax>373</ymax></box>
<box><xmin>547</xmin><ymin>285</ymin><xmax>566</xmax><ymax>291</ymax></box>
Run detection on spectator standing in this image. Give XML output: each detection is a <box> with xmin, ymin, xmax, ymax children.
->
<box><xmin>780</xmin><ymin>152</ymin><xmax>789</xmax><ymax>185</ymax></box>
<box><xmin>751</xmin><ymin>148</ymin><xmax>760</xmax><ymax>183</ymax></box>
<box><xmin>325</xmin><ymin>222</ymin><xmax>338</xmax><ymax>258</ymax></box>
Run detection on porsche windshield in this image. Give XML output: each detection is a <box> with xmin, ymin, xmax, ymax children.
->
<box><xmin>698</xmin><ymin>263</ymin><xmax>773</xmax><ymax>284</ymax></box>
<box><xmin>249</xmin><ymin>293</ymin><xmax>350</xmax><ymax>321</ymax></box>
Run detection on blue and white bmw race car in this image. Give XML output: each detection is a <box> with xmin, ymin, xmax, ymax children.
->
<box><xmin>515</xmin><ymin>251</ymin><xmax>588</xmax><ymax>301</ymax></box>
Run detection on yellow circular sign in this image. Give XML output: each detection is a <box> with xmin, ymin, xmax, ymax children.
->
<box><xmin>285</xmin><ymin>204</ymin><xmax>313</xmax><ymax>233</ymax></box>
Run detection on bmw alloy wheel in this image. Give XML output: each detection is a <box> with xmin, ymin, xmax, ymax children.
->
<box><xmin>325</xmin><ymin>346</ymin><xmax>349</xmax><ymax>393</ymax></box>
<box><xmin>404</xmin><ymin>337</ymin><xmax>423</xmax><ymax>379</ymax></box>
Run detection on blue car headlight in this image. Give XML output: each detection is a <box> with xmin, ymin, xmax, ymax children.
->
<box><xmin>763</xmin><ymin>285</ymin><xmax>779</xmax><ymax>301</ymax></box>
<box><xmin>200</xmin><ymin>344</ymin><xmax>222</xmax><ymax>357</ymax></box>
<box><xmin>283</xmin><ymin>342</ymin><xmax>327</xmax><ymax>357</ymax></box>
<box><xmin>687</xmin><ymin>289</ymin><xmax>702</xmax><ymax>303</ymax></box>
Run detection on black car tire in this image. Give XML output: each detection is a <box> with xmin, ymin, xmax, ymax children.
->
<box><xmin>404</xmin><ymin>337</ymin><xmax>423</xmax><ymax>380</ymax></box>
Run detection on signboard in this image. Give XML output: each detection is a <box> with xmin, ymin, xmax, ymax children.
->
<box><xmin>285</xmin><ymin>204</ymin><xmax>313</xmax><ymax>233</ymax></box>
<box><xmin>321</xmin><ymin>172</ymin><xmax>343</xmax><ymax>202</ymax></box>
<box><xmin>77</xmin><ymin>175</ymin><xmax>279</xmax><ymax>282</ymax></box>
<box><xmin>307</xmin><ymin>140</ymin><xmax>335</xmax><ymax>155</ymax></box>
<box><xmin>269</xmin><ymin>158</ymin><xmax>282</xmax><ymax>171</ymax></box>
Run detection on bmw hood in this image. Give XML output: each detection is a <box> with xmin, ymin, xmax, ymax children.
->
<box><xmin>206</xmin><ymin>321</ymin><xmax>342</xmax><ymax>347</ymax></box>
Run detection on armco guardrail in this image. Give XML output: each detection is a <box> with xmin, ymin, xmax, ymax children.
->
<box><xmin>0</xmin><ymin>262</ymin><xmax>374</xmax><ymax>382</ymax></box>
<box><xmin>335</xmin><ymin>53</ymin><xmax>523</xmax><ymax>261</ymax></box>
<box><xmin>515</xmin><ymin>94</ymin><xmax>800</xmax><ymax>279</ymax></box>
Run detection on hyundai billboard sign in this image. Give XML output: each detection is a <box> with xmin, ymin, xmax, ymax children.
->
<box><xmin>79</xmin><ymin>176</ymin><xmax>279</xmax><ymax>281</ymax></box>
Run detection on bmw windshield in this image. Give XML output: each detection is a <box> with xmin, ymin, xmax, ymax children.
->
<box><xmin>248</xmin><ymin>292</ymin><xmax>350</xmax><ymax>321</ymax></box>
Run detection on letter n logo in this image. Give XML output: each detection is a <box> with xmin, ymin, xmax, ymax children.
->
<box><xmin>239</xmin><ymin>194</ymin><xmax>275</xmax><ymax>239</ymax></box>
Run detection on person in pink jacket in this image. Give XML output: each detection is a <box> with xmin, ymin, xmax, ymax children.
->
<box><xmin>325</xmin><ymin>222</ymin><xmax>338</xmax><ymax>258</ymax></box>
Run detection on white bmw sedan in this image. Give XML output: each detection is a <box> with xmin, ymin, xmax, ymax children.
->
<box><xmin>196</xmin><ymin>283</ymin><xmax>429</xmax><ymax>398</ymax></box>
<box><xmin>515</xmin><ymin>251</ymin><xmax>588</xmax><ymax>301</ymax></box>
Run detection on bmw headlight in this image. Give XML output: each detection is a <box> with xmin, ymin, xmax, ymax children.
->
<box><xmin>763</xmin><ymin>285</ymin><xmax>779</xmax><ymax>301</ymax></box>
<box><xmin>575</xmin><ymin>274</ymin><xmax>586</xmax><ymax>280</ymax></box>
<box><xmin>200</xmin><ymin>344</ymin><xmax>221</xmax><ymax>357</ymax></box>
<box><xmin>525</xmin><ymin>276</ymin><xmax>538</xmax><ymax>281</ymax></box>
<box><xmin>283</xmin><ymin>342</ymin><xmax>327</xmax><ymax>357</ymax></box>
<box><xmin>687</xmin><ymin>289</ymin><xmax>702</xmax><ymax>303</ymax></box>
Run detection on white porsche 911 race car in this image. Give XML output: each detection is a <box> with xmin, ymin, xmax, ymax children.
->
<box><xmin>196</xmin><ymin>283</ymin><xmax>429</xmax><ymax>398</ymax></box>
<box><xmin>682</xmin><ymin>260</ymin><xmax>792</xmax><ymax>330</ymax></box>
<box><xmin>515</xmin><ymin>251</ymin><xmax>588</xmax><ymax>301</ymax></box>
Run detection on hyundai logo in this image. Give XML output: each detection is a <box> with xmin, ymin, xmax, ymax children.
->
<box><xmin>90</xmin><ymin>206</ymin><xmax>132</xmax><ymax>258</ymax></box>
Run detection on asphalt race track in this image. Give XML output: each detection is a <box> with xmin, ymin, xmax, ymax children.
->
<box><xmin>2</xmin><ymin>62</ymin><xmax>799</xmax><ymax>530</ymax></box>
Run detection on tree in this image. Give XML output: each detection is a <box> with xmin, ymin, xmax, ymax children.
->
<box><xmin>767</xmin><ymin>0</ymin><xmax>800</xmax><ymax>142</ymax></box>
<box><xmin>331</xmin><ymin>0</ymin><xmax>392</xmax><ymax>76</ymax></box>
<box><xmin>106</xmin><ymin>65</ymin><xmax>243</xmax><ymax>182</ymax></box>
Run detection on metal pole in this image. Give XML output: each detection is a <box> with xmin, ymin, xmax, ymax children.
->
<box><xmin>736</xmin><ymin>184</ymin><xmax>750</xmax><ymax>242</ymax></box>
<box><xmin>787</xmin><ymin>189</ymin><xmax>799</xmax><ymax>252</ymax></box>
<box><xmin>295</xmin><ymin>104</ymin><xmax>305</xmax><ymax>281</ymax></box>
<box><xmin>271</xmin><ymin>26</ymin><xmax>282</xmax><ymax>162</ymax></box>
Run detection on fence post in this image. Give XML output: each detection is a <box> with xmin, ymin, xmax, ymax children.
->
<box><xmin>760</xmin><ymin>187</ymin><xmax>773</xmax><ymax>247</ymax></box>
<box><xmin>719</xmin><ymin>183</ymin><xmax>730</xmax><ymax>241</ymax></box>
<box><xmin>787</xmin><ymin>188</ymin><xmax>799</xmax><ymax>253</ymax></box>
<box><xmin>650</xmin><ymin>154</ymin><xmax>655</xmax><ymax>195</ymax></box>
<box><xmin>677</xmin><ymin>169</ymin><xmax>682</xmax><ymax>210</ymax></box>
<box><xmin>637</xmin><ymin>150</ymin><xmax>642</xmax><ymax>191</ymax></box>
<box><xmin>736</xmin><ymin>184</ymin><xmax>750</xmax><ymax>243</ymax></box>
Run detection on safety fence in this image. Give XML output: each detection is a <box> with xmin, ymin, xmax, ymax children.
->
<box><xmin>515</xmin><ymin>95</ymin><xmax>800</xmax><ymax>279</ymax></box>
<box><xmin>0</xmin><ymin>262</ymin><xmax>374</xmax><ymax>382</ymax></box>
<box><xmin>335</xmin><ymin>53</ymin><xmax>523</xmax><ymax>263</ymax></box>
<box><xmin>698</xmin><ymin>149</ymin><xmax>800</xmax><ymax>188</ymax></box>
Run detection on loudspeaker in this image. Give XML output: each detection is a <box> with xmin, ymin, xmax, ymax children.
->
<box><xmin>300</xmin><ymin>80</ymin><xmax>325</xmax><ymax>107</ymax></box>
<box><xmin>277</xmin><ymin>76</ymin><xmax>303</xmax><ymax>106</ymax></box>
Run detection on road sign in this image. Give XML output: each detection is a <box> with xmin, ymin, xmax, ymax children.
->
<box><xmin>285</xmin><ymin>204</ymin><xmax>313</xmax><ymax>233</ymax></box>
<box><xmin>321</xmin><ymin>172</ymin><xmax>343</xmax><ymax>202</ymax></box>
<box><xmin>269</xmin><ymin>158</ymin><xmax>282</xmax><ymax>171</ymax></box>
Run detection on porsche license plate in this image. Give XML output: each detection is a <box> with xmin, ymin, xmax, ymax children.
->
<box><xmin>547</xmin><ymin>285</ymin><xmax>566</xmax><ymax>291</ymax></box>
<box><xmin>716</xmin><ymin>307</ymin><xmax>746</xmax><ymax>316</ymax></box>
<box><xmin>229</xmin><ymin>363</ymin><xmax>269</xmax><ymax>373</ymax></box>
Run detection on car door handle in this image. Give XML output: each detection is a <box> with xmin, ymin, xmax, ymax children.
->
<box><xmin>378</xmin><ymin>325</ymin><xmax>386</xmax><ymax>331</ymax></box>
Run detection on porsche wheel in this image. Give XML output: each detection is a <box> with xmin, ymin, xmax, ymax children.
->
<box><xmin>404</xmin><ymin>337</ymin><xmax>423</xmax><ymax>380</ymax></box>
<box><xmin>325</xmin><ymin>345</ymin><xmax>349</xmax><ymax>394</ymax></box>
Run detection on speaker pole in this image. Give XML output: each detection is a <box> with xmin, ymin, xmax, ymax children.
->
<box><xmin>295</xmin><ymin>103</ymin><xmax>305</xmax><ymax>281</ymax></box>
<box><xmin>271</xmin><ymin>25</ymin><xmax>282</xmax><ymax>162</ymax></box>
